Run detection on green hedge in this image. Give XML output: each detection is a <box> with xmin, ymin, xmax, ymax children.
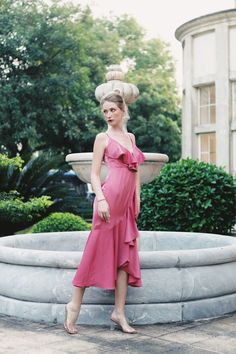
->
<box><xmin>32</xmin><ymin>212</ymin><xmax>91</xmax><ymax>232</ymax></box>
<box><xmin>0</xmin><ymin>190</ymin><xmax>20</xmax><ymax>201</ymax></box>
<box><xmin>0</xmin><ymin>196</ymin><xmax>53</xmax><ymax>236</ymax></box>
<box><xmin>138</xmin><ymin>158</ymin><xmax>236</xmax><ymax>235</ymax></box>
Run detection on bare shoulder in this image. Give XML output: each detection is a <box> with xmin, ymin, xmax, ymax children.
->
<box><xmin>96</xmin><ymin>132</ymin><xmax>107</xmax><ymax>140</ymax></box>
<box><xmin>128</xmin><ymin>132</ymin><xmax>136</xmax><ymax>143</ymax></box>
<box><xmin>94</xmin><ymin>132</ymin><xmax>108</xmax><ymax>147</ymax></box>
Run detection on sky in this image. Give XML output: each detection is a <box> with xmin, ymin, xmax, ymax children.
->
<box><xmin>70</xmin><ymin>0</ymin><xmax>235</xmax><ymax>91</ymax></box>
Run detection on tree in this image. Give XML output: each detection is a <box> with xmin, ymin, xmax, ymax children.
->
<box><xmin>0</xmin><ymin>0</ymin><xmax>120</xmax><ymax>160</ymax></box>
<box><xmin>0</xmin><ymin>1</ymin><xmax>181</xmax><ymax>162</ymax></box>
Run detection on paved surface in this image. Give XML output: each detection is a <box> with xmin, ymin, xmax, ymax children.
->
<box><xmin>1</xmin><ymin>312</ymin><xmax>236</xmax><ymax>354</ymax></box>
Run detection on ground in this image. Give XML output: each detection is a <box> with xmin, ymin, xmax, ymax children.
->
<box><xmin>1</xmin><ymin>312</ymin><xmax>236</xmax><ymax>353</ymax></box>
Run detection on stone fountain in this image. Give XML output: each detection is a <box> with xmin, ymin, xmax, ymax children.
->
<box><xmin>1</xmin><ymin>66</ymin><xmax>236</xmax><ymax>325</ymax></box>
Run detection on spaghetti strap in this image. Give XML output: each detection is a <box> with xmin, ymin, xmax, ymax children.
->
<box><xmin>127</xmin><ymin>133</ymin><xmax>134</xmax><ymax>147</ymax></box>
<box><xmin>105</xmin><ymin>131</ymin><xmax>134</xmax><ymax>146</ymax></box>
<box><xmin>105</xmin><ymin>132</ymin><xmax>134</xmax><ymax>154</ymax></box>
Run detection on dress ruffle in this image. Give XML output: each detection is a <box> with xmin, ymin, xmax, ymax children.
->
<box><xmin>105</xmin><ymin>139</ymin><xmax>145</xmax><ymax>172</ymax></box>
<box><xmin>72</xmin><ymin>199</ymin><xmax>142</xmax><ymax>289</ymax></box>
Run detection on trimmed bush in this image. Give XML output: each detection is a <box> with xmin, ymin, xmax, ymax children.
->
<box><xmin>138</xmin><ymin>158</ymin><xmax>236</xmax><ymax>235</ymax></box>
<box><xmin>32</xmin><ymin>212</ymin><xmax>91</xmax><ymax>232</ymax></box>
<box><xmin>0</xmin><ymin>196</ymin><xmax>53</xmax><ymax>236</ymax></box>
<box><xmin>0</xmin><ymin>190</ymin><xmax>21</xmax><ymax>201</ymax></box>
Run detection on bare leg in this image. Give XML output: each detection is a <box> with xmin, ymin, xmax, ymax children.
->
<box><xmin>64</xmin><ymin>286</ymin><xmax>85</xmax><ymax>334</ymax></box>
<box><xmin>111</xmin><ymin>269</ymin><xmax>137</xmax><ymax>333</ymax></box>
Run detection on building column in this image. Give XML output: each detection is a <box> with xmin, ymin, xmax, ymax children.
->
<box><xmin>215</xmin><ymin>23</ymin><xmax>230</xmax><ymax>172</ymax></box>
<box><xmin>182</xmin><ymin>36</ymin><xmax>193</xmax><ymax>158</ymax></box>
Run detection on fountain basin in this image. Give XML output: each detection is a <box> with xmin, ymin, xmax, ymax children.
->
<box><xmin>0</xmin><ymin>231</ymin><xmax>236</xmax><ymax>325</ymax></box>
<box><xmin>65</xmin><ymin>152</ymin><xmax>168</xmax><ymax>184</ymax></box>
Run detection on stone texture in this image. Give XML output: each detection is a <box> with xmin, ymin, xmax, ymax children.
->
<box><xmin>1</xmin><ymin>312</ymin><xmax>236</xmax><ymax>354</ymax></box>
<box><xmin>182</xmin><ymin>293</ymin><xmax>236</xmax><ymax>321</ymax></box>
<box><xmin>2</xmin><ymin>293</ymin><xmax>236</xmax><ymax>326</ymax></box>
<box><xmin>1</xmin><ymin>231</ymin><xmax>236</xmax><ymax>325</ymax></box>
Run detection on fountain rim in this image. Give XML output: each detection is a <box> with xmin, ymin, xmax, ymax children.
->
<box><xmin>0</xmin><ymin>231</ymin><xmax>236</xmax><ymax>269</ymax></box>
<box><xmin>66</xmin><ymin>152</ymin><xmax>169</xmax><ymax>162</ymax></box>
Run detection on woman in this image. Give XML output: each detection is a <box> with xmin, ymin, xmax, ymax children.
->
<box><xmin>64</xmin><ymin>90</ymin><xmax>145</xmax><ymax>334</ymax></box>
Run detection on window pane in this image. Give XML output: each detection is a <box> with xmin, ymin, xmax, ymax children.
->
<box><xmin>200</xmin><ymin>133</ymin><xmax>216</xmax><ymax>164</ymax></box>
<box><xmin>210</xmin><ymin>152</ymin><xmax>216</xmax><ymax>164</ymax></box>
<box><xmin>199</xmin><ymin>85</ymin><xmax>215</xmax><ymax>125</ymax></box>
<box><xmin>210</xmin><ymin>133</ymin><xmax>216</xmax><ymax>152</ymax></box>
<box><xmin>210</xmin><ymin>85</ymin><xmax>215</xmax><ymax>104</ymax></box>
<box><xmin>201</xmin><ymin>152</ymin><xmax>209</xmax><ymax>163</ymax></box>
<box><xmin>201</xmin><ymin>134</ymin><xmax>208</xmax><ymax>152</ymax></box>
<box><xmin>210</xmin><ymin>133</ymin><xmax>216</xmax><ymax>164</ymax></box>
<box><xmin>200</xmin><ymin>106</ymin><xmax>209</xmax><ymax>124</ymax></box>
<box><xmin>210</xmin><ymin>105</ymin><xmax>216</xmax><ymax>123</ymax></box>
<box><xmin>200</xmin><ymin>87</ymin><xmax>209</xmax><ymax>106</ymax></box>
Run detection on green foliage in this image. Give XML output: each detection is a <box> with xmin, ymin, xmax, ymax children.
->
<box><xmin>0</xmin><ymin>150</ymin><xmax>76</xmax><ymax>205</ymax></box>
<box><xmin>0</xmin><ymin>0</ymin><xmax>180</xmax><ymax>161</ymax></box>
<box><xmin>0</xmin><ymin>153</ymin><xmax>24</xmax><ymax>192</ymax></box>
<box><xmin>0</xmin><ymin>196</ymin><xmax>53</xmax><ymax>236</ymax></box>
<box><xmin>0</xmin><ymin>190</ymin><xmax>20</xmax><ymax>201</ymax></box>
<box><xmin>138</xmin><ymin>159</ymin><xmax>236</xmax><ymax>235</ymax></box>
<box><xmin>0</xmin><ymin>0</ymin><xmax>120</xmax><ymax>160</ymax></box>
<box><xmin>0</xmin><ymin>151</ymin><xmax>87</xmax><ymax>235</ymax></box>
<box><xmin>0</xmin><ymin>154</ymin><xmax>24</xmax><ymax>169</ymax></box>
<box><xmin>15</xmin><ymin>151</ymin><xmax>66</xmax><ymax>199</ymax></box>
<box><xmin>32</xmin><ymin>212</ymin><xmax>91</xmax><ymax>232</ymax></box>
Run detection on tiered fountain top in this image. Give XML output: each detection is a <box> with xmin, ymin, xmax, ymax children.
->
<box><xmin>95</xmin><ymin>65</ymin><xmax>139</xmax><ymax>104</ymax></box>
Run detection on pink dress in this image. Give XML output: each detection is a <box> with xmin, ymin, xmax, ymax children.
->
<box><xmin>72</xmin><ymin>133</ymin><xmax>145</xmax><ymax>290</ymax></box>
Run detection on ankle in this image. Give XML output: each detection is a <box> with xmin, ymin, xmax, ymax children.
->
<box><xmin>67</xmin><ymin>301</ymin><xmax>80</xmax><ymax>312</ymax></box>
<box><xmin>112</xmin><ymin>308</ymin><xmax>125</xmax><ymax>317</ymax></box>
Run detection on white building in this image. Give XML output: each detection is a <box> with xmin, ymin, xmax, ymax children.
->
<box><xmin>175</xmin><ymin>9</ymin><xmax>236</xmax><ymax>176</ymax></box>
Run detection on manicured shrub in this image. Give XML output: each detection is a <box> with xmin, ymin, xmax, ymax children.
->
<box><xmin>32</xmin><ymin>212</ymin><xmax>91</xmax><ymax>232</ymax></box>
<box><xmin>0</xmin><ymin>191</ymin><xmax>20</xmax><ymax>201</ymax></box>
<box><xmin>138</xmin><ymin>158</ymin><xmax>236</xmax><ymax>235</ymax></box>
<box><xmin>0</xmin><ymin>196</ymin><xmax>53</xmax><ymax>236</ymax></box>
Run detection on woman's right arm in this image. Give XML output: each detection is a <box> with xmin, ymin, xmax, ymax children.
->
<box><xmin>90</xmin><ymin>133</ymin><xmax>110</xmax><ymax>222</ymax></box>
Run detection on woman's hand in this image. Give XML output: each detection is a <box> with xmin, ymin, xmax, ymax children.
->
<box><xmin>135</xmin><ymin>196</ymin><xmax>140</xmax><ymax>220</ymax></box>
<box><xmin>97</xmin><ymin>199</ymin><xmax>110</xmax><ymax>223</ymax></box>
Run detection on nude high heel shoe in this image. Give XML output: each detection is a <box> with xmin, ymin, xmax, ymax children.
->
<box><xmin>64</xmin><ymin>304</ymin><xmax>79</xmax><ymax>335</ymax></box>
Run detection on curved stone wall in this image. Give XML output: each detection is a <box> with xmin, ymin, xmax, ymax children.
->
<box><xmin>0</xmin><ymin>231</ymin><xmax>236</xmax><ymax>325</ymax></box>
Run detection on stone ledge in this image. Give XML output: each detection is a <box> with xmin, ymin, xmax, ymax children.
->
<box><xmin>1</xmin><ymin>293</ymin><xmax>236</xmax><ymax>325</ymax></box>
